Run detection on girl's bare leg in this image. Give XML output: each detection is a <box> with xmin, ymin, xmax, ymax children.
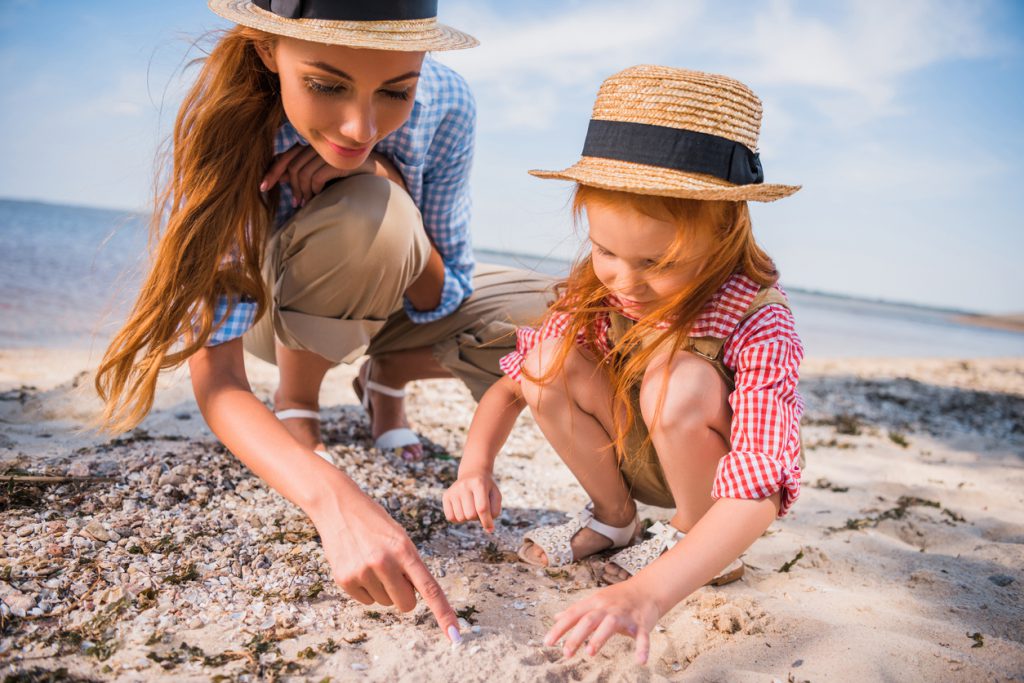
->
<box><xmin>357</xmin><ymin>346</ymin><xmax>452</xmax><ymax>459</ymax></box>
<box><xmin>604</xmin><ymin>352</ymin><xmax>732</xmax><ymax>583</ymax></box>
<box><xmin>519</xmin><ymin>341</ymin><xmax>637</xmax><ymax>565</ymax></box>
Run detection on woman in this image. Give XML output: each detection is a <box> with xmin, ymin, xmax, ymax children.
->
<box><xmin>95</xmin><ymin>0</ymin><xmax>549</xmax><ymax>645</ymax></box>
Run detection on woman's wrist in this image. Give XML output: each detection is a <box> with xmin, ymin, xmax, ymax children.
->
<box><xmin>300</xmin><ymin>464</ymin><xmax>366</xmax><ymax>522</ymax></box>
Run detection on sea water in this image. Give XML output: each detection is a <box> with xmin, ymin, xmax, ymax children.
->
<box><xmin>2</xmin><ymin>198</ymin><xmax>1022</xmax><ymax>358</ymax></box>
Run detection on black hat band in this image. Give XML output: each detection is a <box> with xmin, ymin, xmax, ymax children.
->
<box><xmin>582</xmin><ymin>119</ymin><xmax>764</xmax><ymax>186</ymax></box>
<box><xmin>253</xmin><ymin>0</ymin><xmax>439</xmax><ymax>22</ymax></box>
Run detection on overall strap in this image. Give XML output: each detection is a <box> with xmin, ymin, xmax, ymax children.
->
<box><xmin>685</xmin><ymin>286</ymin><xmax>791</xmax><ymax>390</ymax></box>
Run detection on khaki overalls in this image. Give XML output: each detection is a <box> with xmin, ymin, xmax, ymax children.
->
<box><xmin>607</xmin><ymin>288</ymin><xmax>800</xmax><ymax>508</ymax></box>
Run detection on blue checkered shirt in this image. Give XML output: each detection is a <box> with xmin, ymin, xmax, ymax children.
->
<box><xmin>208</xmin><ymin>56</ymin><xmax>476</xmax><ymax>345</ymax></box>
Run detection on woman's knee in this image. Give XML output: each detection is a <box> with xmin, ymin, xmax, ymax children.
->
<box><xmin>280</xmin><ymin>174</ymin><xmax>427</xmax><ymax>279</ymax></box>
<box><xmin>639</xmin><ymin>352</ymin><xmax>729</xmax><ymax>434</ymax></box>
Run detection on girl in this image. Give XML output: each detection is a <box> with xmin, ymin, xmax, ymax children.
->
<box><xmin>444</xmin><ymin>65</ymin><xmax>804</xmax><ymax>663</ymax></box>
<box><xmin>94</xmin><ymin>0</ymin><xmax>548</xmax><ymax>645</ymax></box>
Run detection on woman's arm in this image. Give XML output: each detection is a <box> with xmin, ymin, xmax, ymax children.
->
<box><xmin>442</xmin><ymin>376</ymin><xmax>526</xmax><ymax>532</ymax></box>
<box><xmin>188</xmin><ymin>339</ymin><xmax>462</xmax><ymax>642</ymax></box>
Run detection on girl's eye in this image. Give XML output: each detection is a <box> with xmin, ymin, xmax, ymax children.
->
<box><xmin>647</xmin><ymin>259</ymin><xmax>677</xmax><ymax>272</ymax></box>
<box><xmin>305</xmin><ymin>79</ymin><xmax>345</xmax><ymax>96</ymax></box>
<box><xmin>380</xmin><ymin>88</ymin><xmax>411</xmax><ymax>102</ymax></box>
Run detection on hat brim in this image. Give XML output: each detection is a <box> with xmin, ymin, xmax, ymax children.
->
<box><xmin>209</xmin><ymin>0</ymin><xmax>479</xmax><ymax>51</ymax></box>
<box><xmin>530</xmin><ymin>157</ymin><xmax>800</xmax><ymax>202</ymax></box>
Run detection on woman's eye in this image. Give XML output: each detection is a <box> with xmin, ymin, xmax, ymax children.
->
<box><xmin>380</xmin><ymin>88</ymin><xmax>411</xmax><ymax>102</ymax></box>
<box><xmin>305</xmin><ymin>79</ymin><xmax>345</xmax><ymax>96</ymax></box>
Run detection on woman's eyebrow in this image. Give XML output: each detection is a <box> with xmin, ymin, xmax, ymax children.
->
<box><xmin>301</xmin><ymin>61</ymin><xmax>420</xmax><ymax>85</ymax></box>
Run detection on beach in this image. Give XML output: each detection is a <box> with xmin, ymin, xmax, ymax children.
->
<box><xmin>1</xmin><ymin>347</ymin><xmax>1022</xmax><ymax>682</ymax></box>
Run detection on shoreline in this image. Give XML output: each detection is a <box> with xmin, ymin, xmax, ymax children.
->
<box><xmin>0</xmin><ymin>349</ymin><xmax>1022</xmax><ymax>680</ymax></box>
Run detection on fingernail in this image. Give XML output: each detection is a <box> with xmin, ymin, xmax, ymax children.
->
<box><xmin>447</xmin><ymin>625</ymin><xmax>462</xmax><ymax>646</ymax></box>
<box><xmin>259</xmin><ymin>181</ymin><xmax>268</xmax><ymax>192</ymax></box>
<box><xmin>291</xmin><ymin>197</ymin><xmax>297</xmax><ymax>208</ymax></box>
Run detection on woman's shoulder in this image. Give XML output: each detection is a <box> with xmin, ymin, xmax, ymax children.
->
<box><xmin>419</xmin><ymin>56</ymin><xmax>475</xmax><ymax>112</ymax></box>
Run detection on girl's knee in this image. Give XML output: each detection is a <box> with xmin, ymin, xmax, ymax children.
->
<box><xmin>639</xmin><ymin>352</ymin><xmax>728</xmax><ymax>432</ymax></box>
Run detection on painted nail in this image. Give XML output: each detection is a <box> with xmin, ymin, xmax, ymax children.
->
<box><xmin>259</xmin><ymin>181</ymin><xmax>268</xmax><ymax>192</ymax></box>
<box><xmin>447</xmin><ymin>625</ymin><xmax>462</xmax><ymax>645</ymax></box>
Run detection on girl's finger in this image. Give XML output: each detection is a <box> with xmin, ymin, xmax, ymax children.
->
<box><xmin>441</xmin><ymin>491</ymin><xmax>455</xmax><ymax>523</ymax></box>
<box><xmin>562</xmin><ymin>611</ymin><xmax>604</xmax><ymax>658</ymax></box>
<box><xmin>544</xmin><ymin>604</ymin><xmax>587</xmax><ymax>647</ymax></box>
<box><xmin>473</xmin><ymin>484</ymin><xmax>494</xmax><ymax>532</ymax></box>
<box><xmin>585</xmin><ymin>615</ymin><xmax>624</xmax><ymax>656</ymax></box>
<box><xmin>450</xmin><ymin>494</ymin><xmax>469</xmax><ymax>523</ymax></box>
<box><xmin>489</xmin><ymin>485</ymin><xmax>502</xmax><ymax>520</ymax></box>
<box><xmin>635</xmin><ymin>628</ymin><xmax>651</xmax><ymax>666</ymax></box>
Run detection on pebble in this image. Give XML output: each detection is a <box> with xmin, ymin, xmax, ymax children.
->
<box><xmin>512</xmin><ymin>601</ymin><xmax>527</xmax><ymax>610</ymax></box>
<box><xmin>471</xmin><ymin>625</ymin><xmax>482</xmax><ymax>634</ymax></box>
<box><xmin>67</xmin><ymin>462</ymin><xmax>90</xmax><ymax>477</ymax></box>
<box><xmin>3</xmin><ymin>592</ymin><xmax>36</xmax><ymax>616</ymax></box>
<box><xmin>988</xmin><ymin>574</ymin><xmax>1014</xmax><ymax>587</ymax></box>
<box><xmin>81</xmin><ymin>521</ymin><xmax>110</xmax><ymax>543</ymax></box>
<box><xmin>351</xmin><ymin>662</ymin><xmax>368</xmax><ymax>671</ymax></box>
<box><xmin>468</xmin><ymin>645</ymin><xmax>481</xmax><ymax>655</ymax></box>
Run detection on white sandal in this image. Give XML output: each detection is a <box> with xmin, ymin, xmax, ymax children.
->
<box><xmin>518</xmin><ymin>503</ymin><xmax>640</xmax><ymax>568</ymax></box>
<box><xmin>274</xmin><ymin>409</ymin><xmax>334</xmax><ymax>464</ymax></box>
<box><xmin>352</xmin><ymin>361</ymin><xmax>422</xmax><ymax>458</ymax></box>
<box><xmin>606</xmin><ymin>521</ymin><xmax>745</xmax><ymax>586</ymax></box>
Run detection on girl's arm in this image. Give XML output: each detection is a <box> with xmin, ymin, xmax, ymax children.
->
<box><xmin>442</xmin><ymin>375</ymin><xmax>526</xmax><ymax>532</ymax></box>
<box><xmin>544</xmin><ymin>493</ymin><xmax>780</xmax><ymax>665</ymax></box>
<box><xmin>188</xmin><ymin>339</ymin><xmax>462</xmax><ymax>643</ymax></box>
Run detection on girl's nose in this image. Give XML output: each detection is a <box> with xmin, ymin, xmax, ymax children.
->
<box><xmin>338</xmin><ymin>100</ymin><xmax>377</xmax><ymax>146</ymax></box>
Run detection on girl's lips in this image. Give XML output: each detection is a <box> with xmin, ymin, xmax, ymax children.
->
<box><xmin>326</xmin><ymin>139</ymin><xmax>369</xmax><ymax>158</ymax></box>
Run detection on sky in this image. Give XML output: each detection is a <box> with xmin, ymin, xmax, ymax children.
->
<box><xmin>1</xmin><ymin>0</ymin><xmax>1022</xmax><ymax>314</ymax></box>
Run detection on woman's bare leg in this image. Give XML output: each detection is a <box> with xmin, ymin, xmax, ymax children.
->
<box><xmin>604</xmin><ymin>351</ymin><xmax>731</xmax><ymax>583</ymax></box>
<box><xmin>357</xmin><ymin>346</ymin><xmax>452</xmax><ymax>460</ymax></box>
<box><xmin>273</xmin><ymin>341</ymin><xmax>335</xmax><ymax>453</ymax></box>
<box><xmin>519</xmin><ymin>341</ymin><xmax>637</xmax><ymax>565</ymax></box>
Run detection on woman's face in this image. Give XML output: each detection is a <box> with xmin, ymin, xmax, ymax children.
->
<box><xmin>585</xmin><ymin>199</ymin><xmax>710</xmax><ymax>317</ymax></box>
<box><xmin>257</xmin><ymin>37</ymin><xmax>424</xmax><ymax>170</ymax></box>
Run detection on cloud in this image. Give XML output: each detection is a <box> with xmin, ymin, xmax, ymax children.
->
<box><xmin>437</xmin><ymin>0</ymin><xmax>1006</xmax><ymax>131</ymax></box>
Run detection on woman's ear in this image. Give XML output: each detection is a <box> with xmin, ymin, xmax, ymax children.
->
<box><xmin>254</xmin><ymin>40</ymin><xmax>279</xmax><ymax>73</ymax></box>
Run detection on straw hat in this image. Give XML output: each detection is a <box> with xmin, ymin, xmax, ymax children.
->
<box><xmin>531</xmin><ymin>65</ymin><xmax>800</xmax><ymax>202</ymax></box>
<box><xmin>208</xmin><ymin>0</ymin><xmax>478</xmax><ymax>52</ymax></box>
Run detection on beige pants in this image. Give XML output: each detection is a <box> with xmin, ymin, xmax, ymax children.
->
<box><xmin>243</xmin><ymin>174</ymin><xmax>554</xmax><ymax>401</ymax></box>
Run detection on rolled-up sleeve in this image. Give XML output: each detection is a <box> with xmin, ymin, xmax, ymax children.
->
<box><xmin>713</xmin><ymin>307</ymin><xmax>805</xmax><ymax>517</ymax></box>
<box><xmin>403</xmin><ymin>82</ymin><xmax>476</xmax><ymax>323</ymax></box>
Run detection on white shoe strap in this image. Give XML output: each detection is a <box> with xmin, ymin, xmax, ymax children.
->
<box><xmin>581</xmin><ymin>507</ymin><xmax>638</xmax><ymax>547</ymax></box>
<box><xmin>364</xmin><ymin>380</ymin><xmax>406</xmax><ymax>398</ymax></box>
<box><xmin>647</xmin><ymin>521</ymin><xmax>684</xmax><ymax>550</ymax></box>
<box><xmin>275</xmin><ymin>408</ymin><xmax>321</xmax><ymax>422</ymax></box>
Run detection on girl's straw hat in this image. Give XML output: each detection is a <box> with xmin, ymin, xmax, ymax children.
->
<box><xmin>531</xmin><ymin>65</ymin><xmax>800</xmax><ymax>202</ymax></box>
<box><xmin>208</xmin><ymin>0</ymin><xmax>478</xmax><ymax>52</ymax></box>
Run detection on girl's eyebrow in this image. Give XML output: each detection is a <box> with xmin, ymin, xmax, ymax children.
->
<box><xmin>302</xmin><ymin>61</ymin><xmax>420</xmax><ymax>85</ymax></box>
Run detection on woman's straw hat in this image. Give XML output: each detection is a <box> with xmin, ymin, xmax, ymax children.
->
<box><xmin>208</xmin><ymin>0</ymin><xmax>478</xmax><ymax>52</ymax></box>
<box><xmin>531</xmin><ymin>65</ymin><xmax>800</xmax><ymax>202</ymax></box>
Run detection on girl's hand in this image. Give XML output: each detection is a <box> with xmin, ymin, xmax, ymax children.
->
<box><xmin>309</xmin><ymin>476</ymin><xmax>461</xmax><ymax>644</ymax></box>
<box><xmin>544</xmin><ymin>579</ymin><xmax>662</xmax><ymax>665</ymax></box>
<box><xmin>442</xmin><ymin>469</ymin><xmax>502</xmax><ymax>533</ymax></box>
<box><xmin>260</xmin><ymin>144</ymin><xmax>404</xmax><ymax>207</ymax></box>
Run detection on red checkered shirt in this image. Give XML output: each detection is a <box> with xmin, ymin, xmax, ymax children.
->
<box><xmin>499</xmin><ymin>273</ymin><xmax>805</xmax><ymax>517</ymax></box>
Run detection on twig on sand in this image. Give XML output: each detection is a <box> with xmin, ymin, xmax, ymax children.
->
<box><xmin>0</xmin><ymin>475</ymin><xmax>117</xmax><ymax>484</ymax></box>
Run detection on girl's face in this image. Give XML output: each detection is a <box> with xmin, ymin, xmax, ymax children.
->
<box><xmin>586</xmin><ymin>199</ymin><xmax>710</xmax><ymax>316</ymax></box>
<box><xmin>257</xmin><ymin>37</ymin><xmax>424</xmax><ymax>170</ymax></box>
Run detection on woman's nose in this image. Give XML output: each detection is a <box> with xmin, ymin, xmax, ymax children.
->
<box><xmin>338</xmin><ymin>100</ymin><xmax>377</xmax><ymax>146</ymax></box>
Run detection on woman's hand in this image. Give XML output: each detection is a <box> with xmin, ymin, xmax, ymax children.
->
<box><xmin>260</xmin><ymin>143</ymin><xmax>405</xmax><ymax>206</ymax></box>
<box><xmin>309</xmin><ymin>475</ymin><xmax>462</xmax><ymax>643</ymax></box>
<box><xmin>544</xmin><ymin>578</ymin><xmax>662</xmax><ymax>665</ymax></box>
<box><xmin>442</xmin><ymin>468</ymin><xmax>502</xmax><ymax>533</ymax></box>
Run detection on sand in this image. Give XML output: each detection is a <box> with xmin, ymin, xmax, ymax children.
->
<box><xmin>0</xmin><ymin>348</ymin><xmax>1022</xmax><ymax>682</ymax></box>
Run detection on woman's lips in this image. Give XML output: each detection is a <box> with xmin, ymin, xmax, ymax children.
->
<box><xmin>326</xmin><ymin>139</ymin><xmax>369</xmax><ymax>158</ymax></box>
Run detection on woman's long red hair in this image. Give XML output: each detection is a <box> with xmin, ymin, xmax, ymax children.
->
<box><xmin>95</xmin><ymin>27</ymin><xmax>282</xmax><ymax>433</ymax></box>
